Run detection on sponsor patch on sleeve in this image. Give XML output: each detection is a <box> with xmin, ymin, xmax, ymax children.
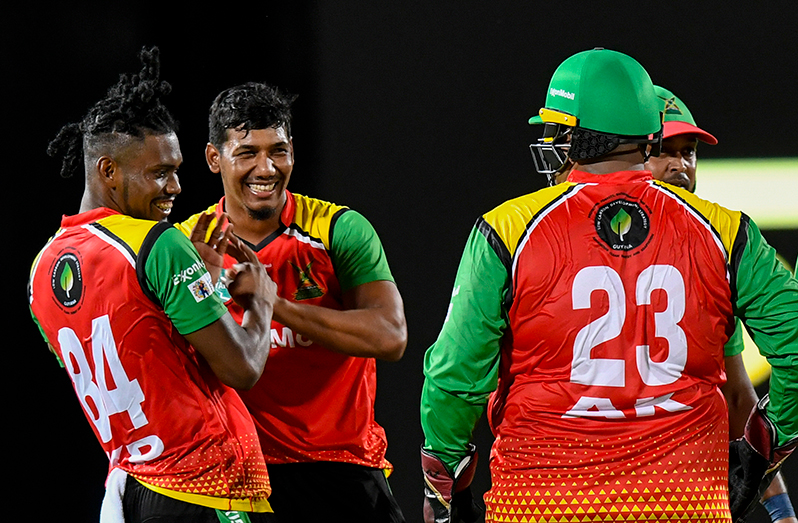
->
<box><xmin>187</xmin><ymin>272</ymin><xmax>216</xmax><ymax>303</ymax></box>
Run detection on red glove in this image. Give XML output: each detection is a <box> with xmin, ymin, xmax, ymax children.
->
<box><xmin>421</xmin><ymin>443</ymin><xmax>482</xmax><ymax>523</ymax></box>
<box><xmin>728</xmin><ymin>395</ymin><xmax>798</xmax><ymax>522</ymax></box>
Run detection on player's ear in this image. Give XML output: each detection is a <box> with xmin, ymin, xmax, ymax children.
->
<box><xmin>96</xmin><ymin>156</ymin><xmax>119</xmax><ymax>188</ymax></box>
<box><xmin>205</xmin><ymin>143</ymin><xmax>221</xmax><ymax>174</ymax></box>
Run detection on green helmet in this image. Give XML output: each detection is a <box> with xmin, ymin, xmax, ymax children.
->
<box><xmin>529</xmin><ymin>48</ymin><xmax>663</xmax><ymax>183</ymax></box>
<box><xmin>529</xmin><ymin>48</ymin><xmax>662</xmax><ymax>135</ymax></box>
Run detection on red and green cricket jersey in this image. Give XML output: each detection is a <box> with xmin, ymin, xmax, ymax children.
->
<box><xmin>28</xmin><ymin>208</ymin><xmax>271</xmax><ymax>511</ymax></box>
<box><xmin>421</xmin><ymin>170</ymin><xmax>798</xmax><ymax>522</ymax></box>
<box><xmin>179</xmin><ymin>191</ymin><xmax>395</xmax><ymax>470</ymax></box>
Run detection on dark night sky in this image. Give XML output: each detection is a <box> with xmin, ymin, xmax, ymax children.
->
<box><xmin>8</xmin><ymin>3</ymin><xmax>796</xmax><ymax>521</ymax></box>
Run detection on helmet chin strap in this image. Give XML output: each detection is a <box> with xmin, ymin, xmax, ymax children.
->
<box><xmin>626</xmin><ymin>128</ymin><xmax>662</xmax><ymax>162</ymax></box>
<box><xmin>641</xmin><ymin>144</ymin><xmax>654</xmax><ymax>163</ymax></box>
<box><xmin>645</xmin><ymin>129</ymin><xmax>663</xmax><ymax>160</ymax></box>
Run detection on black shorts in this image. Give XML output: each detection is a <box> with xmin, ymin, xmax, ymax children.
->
<box><xmin>122</xmin><ymin>475</ymin><xmax>278</xmax><ymax>523</ymax></box>
<box><xmin>265</xmin><ymin>461</ymin><xmax>406</xmax><ymax>523</ymax></box>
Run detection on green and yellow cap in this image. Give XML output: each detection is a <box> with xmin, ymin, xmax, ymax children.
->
<box><xmin>655</xmin><ymin>86</ymin><xmax>718</xmax><ymax>144</ymax></box>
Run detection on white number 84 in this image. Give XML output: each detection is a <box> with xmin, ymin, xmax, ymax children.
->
<box><xmin>58</xmin><ymin>315</ymin><xmax>162</xmax><ymax>462</ymax></box>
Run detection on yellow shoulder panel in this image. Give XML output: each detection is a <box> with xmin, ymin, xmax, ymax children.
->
<box><xmin>652</xmin><ymin>180</ymin><xmax>743</xmax><ymax>262</ymax></box>
<box><xmin>174</xmin><ymin>203</ymin><xmax>221</xmax><ymax>239</ymax></box>
<box><xmin>95</xmin><ymin>214</ymin><xmax>161</xmax><ymax>255</ymax></box>
<box><xmin>482</xmin><ymin>183</ymin><xmax>575</xmax><ymax>257</ymax></box>
<box><xmin>292</xmin><ymin>193</ymin><xmax>348</xmax><ymax>249</ymax></box>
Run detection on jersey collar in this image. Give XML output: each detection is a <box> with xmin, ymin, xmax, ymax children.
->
<box><xmin>280</xmin><ymin>190</ymin><xmax>296</xmax><ymax>226</ymax></box>
<box><xmin>567</xmin><ymin>169</ymin><xmax>654</xmax><ymax>184</ymax></box>
<box><xmin>217</xmin><ymin>191</ymin><xmax>296</xmax><ymax>251</ymax></box>
<box><xmin>61</xmin><ymin>207</ymin><xmax>121</xmax><ymax>228</ymax></box>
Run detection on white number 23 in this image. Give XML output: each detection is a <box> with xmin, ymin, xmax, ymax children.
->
<box><xmin>570</xmin><ymin>264</ymin><xmax>688</xmax><ymax>388</ymax></box>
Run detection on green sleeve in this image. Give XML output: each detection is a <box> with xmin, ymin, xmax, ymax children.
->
<box><xmin>330</xmin><ymin>210</ymin><xmax>394</xmax><ymax>291</ymax></box>
<box><xmin>723</xmin><ymin>318</ymin><xmax>745</xmax><ymax>357</ymax></box>
<box><xmin>420</xmin><ymin>223</ymin><xmax>508</xmax><ymax>471</ymax></box>
<box><xmin>733</xmin><ymin>217</ymin><xmax>798</xmax><ymax>445</ymax></box>
<box><xmin>144</xmin><ymin>227</ymin><xmax>228</xmax><ymax>335</ymax></box>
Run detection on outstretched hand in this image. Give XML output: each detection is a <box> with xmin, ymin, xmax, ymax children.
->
<box><xmin>190</xmin><ymin>211</ymin><xmax>233</xmax><ymax>285</ymax></box>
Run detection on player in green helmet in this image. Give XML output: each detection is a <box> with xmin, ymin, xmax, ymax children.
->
<box><xmin>528</xmin><ymin>47</ymin><xmax>663</xmax><ymax>186</ymax></box>
<box><xmin>420</xmin><ymin>48</ymin><xmax>798</xmax><ymax>523</ymax></box>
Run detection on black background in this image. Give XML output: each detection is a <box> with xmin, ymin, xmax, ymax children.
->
<box><xmin>8</xmin><ymin>3</ymin><xmax>796</xmax><ymax>521</ymax></box>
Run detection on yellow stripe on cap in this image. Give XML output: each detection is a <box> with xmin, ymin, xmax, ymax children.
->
<box><xmin>538</xmin><ymin>108</ymin><xmax>578</xmax><ymax>127</ymax></box>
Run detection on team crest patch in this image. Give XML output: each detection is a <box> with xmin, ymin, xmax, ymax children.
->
<box><xmin>291</xmin><ymin>261</ymin><xmax>324</xmax><ymax>301</ymax></box>
<box><xmin>188</xmin><ymin>272</ymin><xmax>216</xmax><ymax>303</ymax></box>
<box><xmin>662</xmin><ymin>96</ymin><xmax>685</xmax><ymax>118</ymax></box>
<box><xmin>594</xmin><ymin>197</ymin><xmax>651</xmax><ymax>252</ymax></box>
<box><xmin>51</xmin><ymin>250</ymin><xmax>84</xmax><ymax>311</ymax></box>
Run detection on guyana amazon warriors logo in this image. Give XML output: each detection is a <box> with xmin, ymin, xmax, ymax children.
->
<box><xmin>594</xmin><ymin>198</ymin><xmax>650</xmax><ymax>252</ymax></box>
<box><xmin>291</xmin><ymin>261</ymin><xmax>325</xmax><ymax>301</ymax></box>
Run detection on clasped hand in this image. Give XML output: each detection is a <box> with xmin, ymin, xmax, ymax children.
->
<box><xmin>189</xmin><ymin>211</ymin><xmax>277</xmax><ymax>309</ymax></box>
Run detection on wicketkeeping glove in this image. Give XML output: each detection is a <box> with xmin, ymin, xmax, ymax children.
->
<box><xmin>422</xmin><ymin>443</ymin><xmax>483</xmax><ymax>523</ymax></box>
<box><xmin>728</xmin><ymin>395</ymin><xmax>798</xmax><ymax>522</ymax></box>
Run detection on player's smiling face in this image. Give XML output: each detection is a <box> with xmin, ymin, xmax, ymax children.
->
<box><xmin>209</xmin><ymin>126</ymin><xmax>293</xmax><ymax>223</ymax></box>
<box><xmin>646</xmin><ymin>134</ymin><xmax>698</xmax><ymax>193</ymax></box>
<box><xmin>114</xmin><ymin>132</ymin><xmax>182</xmax><ymax>221</ymax></box>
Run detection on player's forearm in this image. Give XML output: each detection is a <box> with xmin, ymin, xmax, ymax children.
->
<box><xmin>763</xmin><ymin>474</ymin><xmax>792</xmax><ymax>502</ymax></box>
<box><xmin>272</xmin><ymin>296</ymin><xmax>407</xmax><ymax>360</ymax></box>
<box><xmin>238</xmin><ymin>295</ymin><xmax>275</xmax><ymax>364</ymax></box>
<box><xmin>186</xmin><ymin>310</ymin><xmax>272</xmax><ymax>390</ymax></box>
<box><xmin>421</xmin><ymin>377</ymin><xmax>486</xmax><ymax>472</ymax></box>
<box><xmin>733</xmin><ymin>218</ymin><xmax>798</xmax><ymax>444</ymax></box>
<box><xmin>721</xmin><ymin>354</ymin><xmax>760</xmax><ymax>440</ymax></box>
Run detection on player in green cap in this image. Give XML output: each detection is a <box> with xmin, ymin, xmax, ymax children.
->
<box><xmin>646</xmin><ymin>86</ymin><xmax>717</xmax><ymax>192</ymax></box>
<box><xmin>419</xmin><ymin>48</ymin><xmax>798</xmax><ymax>523</ymax></box>
<box><xmin>646</xmin><ymin>86</ymin><xmax>796</xmax><ymax>523</ymax></box>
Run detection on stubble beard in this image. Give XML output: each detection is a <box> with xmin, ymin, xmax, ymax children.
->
<box><xmin>247</xmin><ymin>205</ymin><xmax>277</xmax><ymax>222</ymax></box>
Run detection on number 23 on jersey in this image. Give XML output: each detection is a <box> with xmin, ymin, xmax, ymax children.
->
<box><xmin>565</xmin><ymin>264</ymin><xmax>692</xmax><ymax>419</ymax></box>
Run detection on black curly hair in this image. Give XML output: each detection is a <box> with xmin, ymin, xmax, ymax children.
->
<box><xmin>208</xmin><ymin>82</ymin><xmax>297</xmax><ymax>150</ymax></box>
<box><xmin>47</xmin><ymin>46</ymin><xmax>179</xmax><ymax>178</ymax></box>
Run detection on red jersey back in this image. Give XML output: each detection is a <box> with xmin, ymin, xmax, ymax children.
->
<box><xmin>483</xmin><ymin>170</ymin><xmax>738</xmax><ymax>521</ymax></box>
<box><xmin>28</xmin><ymin>208</ymin><xmax>270</xmax><ymax>508</ymax></box>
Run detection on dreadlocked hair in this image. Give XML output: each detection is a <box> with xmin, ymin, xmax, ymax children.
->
<box><xmin>47</xmin><ymin>46</ymin><xmax>179</xmax><ymax>178</ymax></box>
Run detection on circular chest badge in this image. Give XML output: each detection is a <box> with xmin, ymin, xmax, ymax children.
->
<box><xmin>51</xmin><ymin>251</ymin><xmax>84</xmax><ymax>310</ymax></box>
<box><xmin>594</xmin><ymin>199</ymin><xmax>650</xmax><ymax>251</ymax></box>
